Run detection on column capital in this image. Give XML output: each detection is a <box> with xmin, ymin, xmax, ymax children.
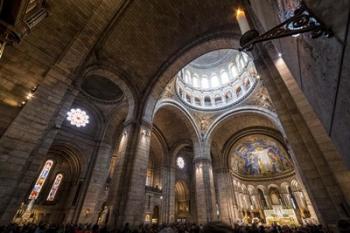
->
<box><xmin>213</xmin><ymin>167</ymin><xmax>230</xmax><ymax>174</ymax></box>
<box><xmin>193</xmin><ymin>157</ymin><xmax>212</xmax><ymax>165</ymax></box>
<box><xmin>123</xmin><ymin>119</ymin><xmax>153</xmax><ymax>129</ymax></box>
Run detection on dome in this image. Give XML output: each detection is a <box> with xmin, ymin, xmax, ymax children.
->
<box><xmin>175</xmin><ymin>49</ymin><xmax>258</xmax><ymax>110</ymax></box>
<box><xmin>229</xmin><ymin>134</ymin><xmax>294</xmax><ymax>178</ymax></box>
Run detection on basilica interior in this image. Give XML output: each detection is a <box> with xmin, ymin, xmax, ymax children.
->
<box><xmin>0</xmin><ymin>0</ymin><xmax>350</xmax><ymax>232</ymax></box>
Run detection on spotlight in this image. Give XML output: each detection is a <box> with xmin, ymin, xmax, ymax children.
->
<box><xmin>141</xmin><ymin>129</ymin><xmax>150</xmax><ymax>137</ymax></box>
<box><xmin>26</xmin><ymin>93</ymin><xmax>34</xmax><ymax>100</ymax></box>
<box><xmin>278</xmin><ymin>52</ymin><xmax>282</xmax><ymax>57</ymax></box>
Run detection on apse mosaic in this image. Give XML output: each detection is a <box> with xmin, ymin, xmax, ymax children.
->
<box><xmin>230</xmin><ymin>135</ymin><xmax>294</xmax><ymax>177</ymax></box>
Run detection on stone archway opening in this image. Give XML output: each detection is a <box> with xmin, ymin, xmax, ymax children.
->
<box><xmin>175</xmin><ymin>181</ymin><xmax>190</xmax><ymax>222</ymax></box>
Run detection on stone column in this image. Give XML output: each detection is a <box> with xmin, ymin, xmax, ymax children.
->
<box><xmin>106</xmin><ymin>123</ymin><xmax>135</xmax><ymax>227</ymax></box>
<box><xmin>120</xmin><ymin>123</ymin><xmax>152</xmax><ymax>225</ymax></box>
<box><xmin>106</xmin><ymin>122</ymin><xmax>152</xmax><ymax>228</ymax></box>
<box><xmin>281</xmin><ymin>193</ymin><xmax>292</xmax><ymax>208</ymax></box>
<box><xmin>162</xmin><ymin>165</ymin><xmax>176</xmax><ymax>223</ymax></box>
<box><xmin>77</xmin><ymin>141</ymin><xmax>113</xmax><ymax>224</ymax></box>
<box><xmin>193</xmin><ymin>142</ymin><xmax>217</xmax><ymax>223</ymax></box>
<box><xmin>253</xmin><ymin>43</ymin><xmax>350</xmax><ymax>227</ymax></box>
<box><xmin>215</xmin><ymin>169</ymin><xmax>236</xmax><ymax>226</ymax></box>
<box><xmin>160</xmin><ymin>164</ymin><xmax>173</xmax><ymax>224</ymax></box>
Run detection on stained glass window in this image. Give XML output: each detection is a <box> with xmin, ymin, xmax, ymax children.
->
<box><xmin>177</xmin><ymin>157</ymin><xmax>185</xmax><ymax>169</ymax></box>
<box><xmin>67</xmin><ymin>108</ymin><xmax>89</xmax><ymax>128</ymax></box>
<box><xmin>29</xmin><ymin>160</ymin><xmax>54</xmax><ymax>200</ymax></box>
<box><xmin>47</xmin><ymin>173</ymin><xmax>63</xmax><ymax>201</ymax></box>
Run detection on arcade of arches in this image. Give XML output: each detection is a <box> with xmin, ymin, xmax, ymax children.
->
<box><xmin>0</xmin><ymin>0</ymin><xmax>350</xmax><ymax>232</ymax></box>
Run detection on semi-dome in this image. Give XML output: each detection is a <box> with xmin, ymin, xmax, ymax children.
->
<box><xmin>229</xmin><ymin>134</ymin><xmax>294</xmax><ymax>178</ymax></box>
<box><xmin>175</xmin><ymin>49</ymin><xmax>258</xmax><ymax>110</ymax></box>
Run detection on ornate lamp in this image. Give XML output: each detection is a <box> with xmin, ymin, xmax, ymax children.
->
<box><xmin>238</xmin><ymin>1</ymin><xmax>333</xmax><ymax>51</ymax></box>
<box><xmin>0</xmin><ymin>0</ymin><xmax>48</xmax><ymax>58</ymax></box>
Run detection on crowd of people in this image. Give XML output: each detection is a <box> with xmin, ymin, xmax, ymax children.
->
<box><xmin>0</xmin><ymin>221</ymin><xmax>349</xmax><ymax>233</ymax></box>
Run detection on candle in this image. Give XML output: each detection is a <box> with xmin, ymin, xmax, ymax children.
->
<box><xmin>236</xmin><ymin>9</ymin><xmax>250</xmax><ymax>34</ymax></box>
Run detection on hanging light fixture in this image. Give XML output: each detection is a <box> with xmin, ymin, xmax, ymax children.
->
<box><xmin>237</xmin><ymin>1</ymin><xmax>332</xmax><ymax>51</ymax></box>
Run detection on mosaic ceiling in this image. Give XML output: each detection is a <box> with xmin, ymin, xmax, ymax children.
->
<box><xmin>230</xmin><ymin>134</ymin><xmax>294</xmax><ymax>178</ymax></box>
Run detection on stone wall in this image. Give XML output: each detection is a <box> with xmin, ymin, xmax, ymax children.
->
<box><xmin>248</xmin><ymin>0</ymin><xmax>350</xmax><ymax>166</ymax></box>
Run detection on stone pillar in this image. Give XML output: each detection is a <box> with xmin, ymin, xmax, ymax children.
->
<box><xmin>215</xmin><ymin>169</ymin><xmax>236</xmax><ymax>226</ymax></box>
<box><xmin>161</xmin><ymin>164</ymin><xmax>175</xmax><ymax>223</ymax></box>
<box><xmin>193</xmin><ymin>141</ymin><xmax>217</xmax><ymax>223</ymax></box>
<box><xmin>106</xmin><ymin>122</ymin><xmax>152</xmax><ymax>228</ymax></box>
<box><xmin>106</xmin><ymin>123</ymin><xmax>135</xmax><ymax>227</ymax></box>
<box><xmin>120</xmin><ymin>124</ymin><xmax>152</xmax><ymax>225</ymax></box>
<box><xmin>77</xmin><ymin>141</ymin><xmax>113</xmax><ymax>224</ymax></box>
<box><xmin>281</xmin><ymin>193</ymin><xmax>292</xmax><ymax>208</ymax></box>
<box><xmin>253</xmin><ymin>43</ymin><xmax>350</xmax><ymax>227</ymax></box>
<box><xmin>0</xmin><ymin>81</ymin><xmax>78</xmax><ymax>224</ymax></box>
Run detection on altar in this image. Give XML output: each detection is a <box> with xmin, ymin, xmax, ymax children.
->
<box><xmin>264</xmin><ymin>205</ymin><xmax>299</xmax><ymax>226</ymax></box>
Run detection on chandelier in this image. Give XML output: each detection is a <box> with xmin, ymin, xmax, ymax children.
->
<box><xmin>67</xmin><ymin>108</ymin><xmax>90</xmax><ymax>128</ymax></box>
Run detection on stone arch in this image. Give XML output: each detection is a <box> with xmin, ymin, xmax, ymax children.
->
<box><xmin>268</xmin><ymin>185</ymin><xmax>283</xmax><ymax>206</ymax></box>
<box><xmin>207</xmin><ymin>109</ymin><xmax>284</xmax><ymax>171</ymax></box>
<box><xmin>142</xmin><ymin>33</ymin><xmax>241</xmax><ymax>124</ymax></box>
<box><xmin>206</xmin><ymin>106</ymin><xmax>283</xmax><ymax>140</ymax></box>
<box><xmin>291</xmin><ymin>179</ymin><xmax>302</xmax><ymax>192</ymax></box>
<box><xmin>281</xmin><ymin>182</ymin><xmax>290</xmax><ymax>194</ymax></box>
<box><xmin>48</xmin><ymin>143</ymin><xmax>84</xmax><ymax>183</ymax></box>
<box><xmin>247</xmin><ymin>185</ymin><xmax>257</xmax><ymax>195</ymax></box>
<box><xmin>80</xmin><ymin>65</ymin><xmax>138</xmax><ymax>122</ymax></box>
<box><xmin>103</xmin><ymin>102</ymin><xmax>129</xmax><ymax>145</ymax></box>
<box><xmin>169</xmin><ymin>140</ymin><xmax>192</xmax><ymax>168</ymax></box>
<box><xmin>175</xmin><ymin>180</ymin><xmax>190</xmax><ymax>202</ymax></box>
<box><xmin>154</xmin><ymin>100</ymin><xmax>200</xmax><ymax>145</ymax></box>
<box><xmin>256</xmin><ymin>185</ymin><xmax>267</xmax><ymax>195</ymax></box>
<box><xmin>24</xmin><ymin>143</ymin><xmax>84</xmax><ymax>224</ymax></box>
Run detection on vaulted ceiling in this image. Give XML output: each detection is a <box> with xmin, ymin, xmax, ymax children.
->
<box><xmin>0</xmin><ymin>0</ymin><xmax>241</xmax><ymax>108</ymax></box>
<box><xmin>97</xmin><ymin>0</ymin><xmax>240</xmax><ymax>92</ymax></box>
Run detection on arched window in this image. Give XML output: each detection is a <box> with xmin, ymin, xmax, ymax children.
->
<box><xmin>239</xmin><ymin>55</ymin><xmax>245</xmax><ymax>69</ymax></box>
<box><xmin>214</xmin><ymin>96</ymin><xmax>222</xmax><ymax>105</ymax></box>
<box><xmin>47</xmin><ymin>173</ymin><xmax>63</xmax><ymax>201</ymax></box>
<box><xmin>269</xmin><ymin>187</ymin><xmax>283</xmax><ymax>205</ymax></box>
<box><xmin>184</xmin><ymin>71</ymin><xmax>191</xmax><ymax>83</ymax></box>
<box><xmin>179</xmin><ymin>88</ymin><xmax>183</xmax><ymax>97</ymax></box>
<box><xmin>186</xmin><ymin>94</ymin><xmax>192</xmax><ymax>103</ymax></box>
<box><xmin>211</xmin><ymin>74</ymin><xmax>220</xmax><ymax>88</ymax></box>
<box><xmin>201</xmin><ymin>76</ymin><xmax>209</xmax><ymax>89</ymax></box>
<box><xmin>194</xmin><ymin>97</ymin><xmax>201</xmax><ymax>106</ymax></box>
<box><xmin>236</xmin><ymin>87</ymin><xmax>242</xmax><ymax>97</ymax></box>
<box><xmin>243</xmin><ymin>79</ymin><xmax>251</xmax><ymax>90</ymax></box>
<box><xmin>243</xmin><ymin>53</ymin><xmax>248</xmax><ymax>63</ymax></box>
<box><xmin>230</xmin><ymin>65</ymin><xmax>238</xmax><ymax>77</ymax></box>
<box><xmin>204</xmin><ymin>96</ymin><xmax>211</xmax><ymax>106</ymax></box>
<box><xmin>288</xmin><ymin>186</ymin><xmax>299</xmax><ymax>209</ymax></box>
<box><xmin>221</xmin><ymin>71</ymin><xmax>229</xmax><ymax>84</ymax></box>
<box><xmin>225</xmin><ymin>91</ymin><xmax>232</xmax><ymax>101</ymax></box>
<box><xmin>192</xmin><ymin>76</ymin><xmax>200</xmax><ymax>88</ymax></box>
<box><xmin>258</xmin><ymin>189</ymin><xmax>268</xmax><ymax>209</ymax></box>
<box><xmin>29</xmin><ymin>160</ymin><xmax>54</xmax><ymax>200</ymax></box>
